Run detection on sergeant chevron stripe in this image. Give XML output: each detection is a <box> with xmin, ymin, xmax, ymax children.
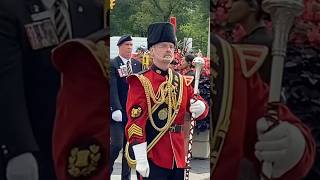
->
<box><xmin>128</xmin><ymin>124</ymin><xmax>143</xmax><ymax>138</ymax></box>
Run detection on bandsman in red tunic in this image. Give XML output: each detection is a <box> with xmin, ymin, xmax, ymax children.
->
<box><xmin>124</xmin><ymin>22</ymin><xmax>209</xmax><ymax>180</ymax></box>
<box><xmin>211</xmin><ymin>34</ymin><xmax>316</xmax><ymax>179</ymax></box>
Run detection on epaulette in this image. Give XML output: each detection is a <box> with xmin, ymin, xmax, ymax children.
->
<box><xmin>52</xmin><ymin>39</ymin><xmax>108</xmax><ymax>78</ymax></box>
<box><xmin>232</xmin><ymin>44</ymin><xmax>268</xmax><ymax>78</ymax></box>
<box><xmin>127</xmin><ymin>69</ymin><xmax>150</xmax><ymax>83</ymax></box>
<box><xmin>136</xmin><ymin>69</ymin><xmax>150</xmax><ymax>75</ymax></box>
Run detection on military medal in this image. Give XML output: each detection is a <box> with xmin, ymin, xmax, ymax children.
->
<box><xmin>24</xmin><ymin>18</ymin><xmax>59</xmax><ymax>50</ymax></box>
<box><xmin>118</xmin><ymin>64</ymin><xmax>129</xmax><ymax>77</ymax></box>
<box><xmin>30</xmin><ymin>10</ymin><xmax>50</xmax><ymax>21</ymax></box>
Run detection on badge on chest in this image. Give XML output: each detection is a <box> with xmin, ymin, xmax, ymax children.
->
<box><xmin>24</xmin><ymin>11</ymin><xmax>59</xmax><ymax>50</ymax></box>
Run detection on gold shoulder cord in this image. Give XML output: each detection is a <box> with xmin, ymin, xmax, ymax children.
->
<box><xmin>211</xmin><ymin>36</ymin><xmax>234</xmax><ymax>173</ymax></box>
<box><xmin>138</xmin><ymin>69</ymin><xmax>180</xmax><ymax>131</ymax></box>
<box><xmin>125</xmin><ymin>69</ymin><xmax>184</xmax><ymax>167</ymax></box>
<box><xmin>95</xmin><ymin>40</ymin><xmax>109</xmax><ymax>79</ymax></box>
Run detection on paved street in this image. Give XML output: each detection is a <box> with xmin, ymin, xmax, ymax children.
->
<box><xmin>111</xmin><ymin>152</ymin><xmax>210</xmax><ymax>180</ymax></box>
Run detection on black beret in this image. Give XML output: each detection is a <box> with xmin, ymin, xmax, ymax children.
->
<box><xmin>147</xmin><ymin>22</ymin><xmax>176</xmax><ymax>49</ymax></box>
<box><xmin>117</xmin><ymin>35</ymin><xmax>132</xmax><ymax>46</ymax></box>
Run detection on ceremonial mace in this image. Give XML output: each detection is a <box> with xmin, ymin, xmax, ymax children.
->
<box><xmin>261</xmin><ymin>0</ymin><xmax>304</xmax><ymax>179</ymax></box>
<box><xmin>185</xmin><ymin>57</ymin><xmax>205</xmax><ymax>180</ymax></box>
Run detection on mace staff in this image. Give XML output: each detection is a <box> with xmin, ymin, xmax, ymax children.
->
<box><xmin>260</xmin><ymin>0</ymin><xmax>304</xmax><ymax>179</ymax></box>
<box><xmin>185</xmin><ymin>57</ymin><xmax>205</xmax><ymax>180</ymax></box>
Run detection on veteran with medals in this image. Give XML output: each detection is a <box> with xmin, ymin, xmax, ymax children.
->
<box><xmin>109</xmin><ymin>35</ymin><xmax>143</xmax><ymax>180</ymax></box>
<box><xmin>124</xmin><ymin>22</ymin><xmax>209</xmax><ymax>180</ymax></box>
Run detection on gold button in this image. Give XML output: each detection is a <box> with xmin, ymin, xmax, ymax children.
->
<box><xmin>78</xmin><ymin>6</ymin><xmax>84</xmax><ymax>13</ymax></box>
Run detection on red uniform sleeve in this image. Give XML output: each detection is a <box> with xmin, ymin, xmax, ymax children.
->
<box><xmin>125</xmin><ymin>75</ymin><xmax>148</xmax><ymax>145</ymax></box>
<box><xmin>244</xmin><ymin>74</ymin><xmax>316</xmax><ymax>179</ymax></box>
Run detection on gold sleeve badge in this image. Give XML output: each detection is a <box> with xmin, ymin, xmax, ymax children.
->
<box><xmin>67</xmin><ymin>142</ymin><xmax>103</xmax><ymax>178</ymax></box>
<box><xmin>130</xmin><ymin>105</ymin><xmax>143</xmax><ymax>119</ymax></box>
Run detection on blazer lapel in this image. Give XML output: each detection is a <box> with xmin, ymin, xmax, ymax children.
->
<box><xmin>68</xmin><ymin>0</ymin><xmax>103</xmax><ymax>38</ymax></box>
<box><xmin>131</xmin><ymin>60</ymin><xmax>139</xmax><ymax>73</ymax></box>
<box><xmin>116</xmin><ymin>56</ymin><xmax>124</xmax><ymax>67</ymax></box>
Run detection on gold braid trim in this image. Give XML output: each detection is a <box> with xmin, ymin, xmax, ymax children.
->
<box><xmin>95</xmin><ymin>40</ymin><xmax>109</xmax><ymax>78</ymax></box>
<box><xmin>137</xmin><ymin>69</ymin><xmax>177</xmax><ymax>132</ymax></box>
<box><xmin>211</xmin><ymin>36</ymin><xmax>234</xmax><ymax>173</ymax></box>
<box><xmin>54</xmin><ymin>39</ymin><xmax>109</xmax><ymax>79</ymax></box>
<box><xmin>125</xmin><ymin>69</ymin><xmax>184</xmax><ymax>168</ymax></box>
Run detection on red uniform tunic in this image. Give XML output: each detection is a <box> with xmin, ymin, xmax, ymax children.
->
<box><xmin>52</xmin><ymin>39</ymin><xmax>108</xmax><ymax>180</ymax></box>
<box><xmin>211</xmin><ymin>36</ymin><xmax>315</xmax><ymax>179</ymax></box>
<box><xmin>125</xmin><ymin>66</ymin><xmax>209</xmax><ymax>169</ymax></box>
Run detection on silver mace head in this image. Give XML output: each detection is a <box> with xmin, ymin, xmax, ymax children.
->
<box><xmin>262</xmin><ymin>0</ymin><xmax>304</xmax><ymax>57</ymax></box>
<box><xmin>259</xmin><ymin>0</ymin><xmax>304</xmax><ymax>178</ymax></box>
<box><xmin>192</xmin><ymin>57</ymin><xmax>205</xmax><ymax>95</ymax></box>
<box><xmin>192</xmin><ymin>57</ymin><xmax>205</xmax><ymax>70</ymax></box>
<box><xmin>262</xmin><ymin>0</ymin><xmax>304</xmax><ymax>16</ymax></box>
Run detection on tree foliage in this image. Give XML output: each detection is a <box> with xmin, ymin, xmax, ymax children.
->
<box><xmin>110</xmin><ymin>0</ymin><xmax>209</xmax><ymax>55</ymax></box>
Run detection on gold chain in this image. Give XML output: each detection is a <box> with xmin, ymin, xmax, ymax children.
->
<box><xmin>137</xmin><ymin>69</ymin><xmax>181</xmax><ymax>132</ymax></box>
<box><xmin>125</xmin><ymin>70</ymin><xmax>184</xmax><ymax>167</ymax></box>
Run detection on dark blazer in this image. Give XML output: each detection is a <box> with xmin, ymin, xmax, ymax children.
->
<box><xmin>0</xmin><ymin>0</ymin><xmax>103</xmax><ymax>179</ymax></box>
<box><xmin>110</xmin><ymin>56</ymin><xmax>142</xmax><ymax>124</ymax></box>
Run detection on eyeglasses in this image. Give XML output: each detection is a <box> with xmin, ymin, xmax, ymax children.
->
<box><xmin>155</xmin><ymin>43</ymin><xmax>175</xmax><ymax>51</ymax></box>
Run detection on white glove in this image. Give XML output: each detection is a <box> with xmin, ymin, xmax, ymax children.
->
<box><xmin>133</xmin><ymin>142</ymin><xmax>149</xmax><ymax>177</ymax></box>
<box><xmin>6</xmin><ymin>152</ymin><xmax>39</xmax><ymax>180</ymax></box>
<box><xmin>255</xmin><ymin>118</ymin><xmax>306</xmax><ymax>178</ymax></box>
<box><xmin>189</xmin><ymin>99</ymin><xmax>206</xmax><ymax>118</ymax></box>
<box><xmin>112</xmin><ymin>110</ymin><xmax>122</xmax><ymax>122</ymax></box>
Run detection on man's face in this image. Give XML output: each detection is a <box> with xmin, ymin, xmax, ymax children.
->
<box><xmin>179</xmin><ymin>57</ymin><xmax>189</xmax><ymax>70</ymax></box>
<box><xmin>150</xmin><ymin>42</ymin><xmax>175</xmax><ymax>65</ymax></box>
<box><xmin>118</xmin><ymin>41</ymin><xmax>133</xmax><ymax>59</ymax></box>
<box><xmin>226</xmin><ymin>0</ymin><xmax>253</xmax><ymax>24</ymax></box>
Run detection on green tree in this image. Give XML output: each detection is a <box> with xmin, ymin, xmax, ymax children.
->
<box><xmin>110</xmin><ymin>0</ymin><xmax>209</xmax><ymax>55</ymax></box>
